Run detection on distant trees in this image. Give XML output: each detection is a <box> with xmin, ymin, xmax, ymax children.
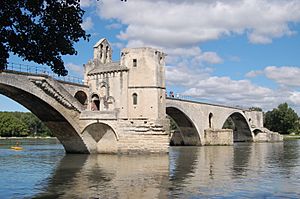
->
<box><xmin>0</xmin><ymin>112</ymin><xmax>27</xmax><ymax>137</ymax></box>
<box><xmin>264</xmin><ymin>103</ymin><xmax>299</xmax><ymax>134</ymax></box>
<box><xmin>223</xmin><ymin>117</ymin><xmax>235</xmax><ymax>130</ymax></box>
<box><xmin>0</xmin><ymin>112</ymin><xmax>52</xmax><ymax>137</ymax></box>
<box><xmin>249</xmin><ymin>107</ymin><xmax>263</xmax><ymax>111</ymax></box>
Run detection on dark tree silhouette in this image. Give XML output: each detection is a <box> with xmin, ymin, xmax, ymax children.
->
<box><xmin>0</xmin><ymin>0</ymin><xmax>89</xmax><ymax>76</ymax></box>
<box><xmin>265</xmin><ymin>103</ymin><xmax>299</xmax><ymax>134</ymax></box>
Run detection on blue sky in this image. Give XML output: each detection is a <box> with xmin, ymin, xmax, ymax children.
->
<box><xmin>1</xmin><ymin>0</ymin><xmax>300</xmax><ymax>114</ymax></box>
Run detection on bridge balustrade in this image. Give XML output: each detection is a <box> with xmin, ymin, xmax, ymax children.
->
<box><xmin>3</xmin><ymin>62</ymin><xmax>84</xmax><ymax>85</ymax></box>
<box><xmin>166</xmin><ymin>95</ymin><xmax>248</xmax><ymax>110</ymax></box>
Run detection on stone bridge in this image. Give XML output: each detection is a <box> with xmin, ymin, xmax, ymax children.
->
<box><xmin>0</xmin><ymin>38</ymin><xmax>282</xmax><ymax>154</ymax></box>
<box><xmin>0</xmin><ymin>70</ymin><xmax>282</xmax><ymax>153</ymax></box>
<box><xmin>166</xmin><ymin>98</ymin><xmax>281</xmax><ymax>146</ymax></box>
<box><xmin>0</xmin><ymin>71</ymin><xmax>90</xmax><ymax>153</ymax></box>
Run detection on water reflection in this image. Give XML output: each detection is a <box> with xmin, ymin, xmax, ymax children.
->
<box><xmin>34</xmin><ymin>154</ymin><xmax>169</xmax><ymax>199</ymax></box>
<box><xmin>28</xmin><ymin>141</ymin><xmax>300</xmax><ymax>198</ymax></box>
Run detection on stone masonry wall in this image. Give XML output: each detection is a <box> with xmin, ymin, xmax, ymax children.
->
<box><xmin>204</xmin><ymin>129</ymin><xmax>233</xmax><ymax>146</ymax></box>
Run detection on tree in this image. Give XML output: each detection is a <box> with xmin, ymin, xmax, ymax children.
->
<box><xmin>223</xmin><ymin>117</ymin><xmax>235</xmax><ymax>130</ymax></box>
<box><xmin>0</xmin><ymin>112</ymin><xmax>53</xmax><ymax>137</ymax></box>
<box><xmin>0</xmin><ymin>0</ymin><xmax>89</xmax><ymax>76</ymax></box>
<box><xmin>14</xmin><ymin>112</ymin><xmax>52</xmax><ymax>136</ymax></box>
<box><xmin>0</xmin><ymin>112</ymin><xmax>27</xmax><ymax>137</ymax></box>
<box><xmin>249</xmin><ymin>107</ymin><xmax>263</xmax><ymax>111</ymax></box>
<box><xmin>264</xmin><ymin>103</ymin><xmax>299</xmax><ymax>134</ymax></box>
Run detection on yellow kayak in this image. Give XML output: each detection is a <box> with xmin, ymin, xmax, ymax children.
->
<box><xmin>10</xmin><ymin>146</ymin><xmax>23</xmax><ymax>150</ymax></box>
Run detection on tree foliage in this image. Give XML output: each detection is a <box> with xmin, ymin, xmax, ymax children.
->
<box><xmin>264</xmin><ymin>103</ymin><xmax>299</xmax><ymax>134</ymax></box>
<box><xmin>249</xmin><ymin>107</ymin><xmax>263</xmax><ymax>111</ymax></box>
<box><xmin>0</xmin><ymin>112</ymin><xmax>27</xmax><ymax>136</ymax></box>
<box><xmin>0</xmin><ymin>0</ymin><xmax>89</xmax><ymax>75</ymax></box>
<box><xmin>0</xmin><ymin>112</ymin><xmax>52</xmax><ymax>137</ymax></box>
<box><xmin>223</xmin><ymin>117</ymin><xmax>235</xmax><ymax>130</ymax></box>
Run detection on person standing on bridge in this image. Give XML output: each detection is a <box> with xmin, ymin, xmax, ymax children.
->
<box><xmin>169</xmin><ymin>91</ymin><xmax>174</xmax><ymax>98</ymax></box>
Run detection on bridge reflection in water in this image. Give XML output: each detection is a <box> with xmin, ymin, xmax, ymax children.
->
<box><xmin>34</xmin><ymin>154</ymin><xmax>170</xmax><ymax>198</ymax></box>
<box><xmin>32</xmin><ymin>141</ymin><xmax>300</xmax><ymax>198</ymax></box>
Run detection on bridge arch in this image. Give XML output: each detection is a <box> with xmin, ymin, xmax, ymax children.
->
<box><xmin>0</xmin><ymin>73</ymin><xmax>90</xmax><ymax>153</ymax></box>
<box><xmin>74</xmin><ymin>91</ymin><xmax>87</xmax><ymax>107</ymax></box>
<box><xmin>166</xmin><ymin>106</ymin><xmax>201</xmax><ymax>146</ymax></box>
<box><xmin>253</xmin><ymin>128</ymin><xmax>263</xmax><ymax>135</ymax></box>
<box><xmin>81</xmin><ymin>122</ymin><xmax>118</xmax><ymax>153</ymax></box>
<box><xmin>221</xmin><ymin>111</ymin><xmax>253</xmax><ymax>142</ymax></box>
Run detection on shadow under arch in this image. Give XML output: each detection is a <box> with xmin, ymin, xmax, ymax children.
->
<box><xmin>222</xmin><ymin>112</ymin><xmax>253</xmax><ymax>142</ymax></box>
<box><xmin>82</xmin><ymin>122</ymin><xmax>118</xmax><ymax>153</ymax></box>
<box><xmin>253</xmin><ymin>128</ymin><xmax>263</xmax><ymax>136</ymax></box>
<box><xmin>166</xmin><ymin>107</ymin><xmax>200</xmax><ymax>146</ymax></box>
<box><xmin>74</xmin><ymin>90</ymin><xmax>87</xmax><ymax>107</ymax></box>
<box><xmin>0</xmin><ymin>84</ymin><xmax>89</xmax><ymax>153</ymax></box>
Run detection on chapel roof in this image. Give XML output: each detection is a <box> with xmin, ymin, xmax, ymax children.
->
<box><xmin>87</xmin><ymin>61</ymin><xmax>128</xmax><ymax>75</ymax></box>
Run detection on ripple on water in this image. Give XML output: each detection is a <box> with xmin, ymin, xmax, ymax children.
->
<box><xmin>1</xmin><ymin>140</ymin><xmax>300</xmax><ymax>198</ymax></box>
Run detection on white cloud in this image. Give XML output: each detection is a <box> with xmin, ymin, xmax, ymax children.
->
<box><xmin>245</xmin><ymin>70</ymin><xmax>264</xmax><ymax>78</ymax></box>
<box><xmin>166</xmin><ymin>66</ymin><xmax>300</xmax><ymax>113</ymax></box>
<box><xmin>165</xmin><ymin>47</ymin><xmax>215</xmax><ymax>68</ymax></box>
<box><xmin>289</xmin><ymin>92</ymin><xmax>300</xmax><ymax>105</ymax></box>
<box><xmin>201</xmin><ymin>52</ymin><xmax>223</xmax><ymax>64</ymax></box>
<box><xmin>264</xmin><ymin>66</ymin><xmax>300</xmax><ymax>87</ymax></box>
<box><xmin>166</xmin><ymin>65</ymin><xmax>210</xmax><ymax>87</ymax></box>
<box><xmin>106</xmin><ymin>23</ymin><xmax>122</xmax><ymax>30</ymax></box>
<box><xmin>247</xmin><ymin>66</ymin><xmax>300</xmax><ymax>87</ymax></box>
<box><xmin>66</xmin><ymin>63</ymin><xmax>84</xmax><ymax>76</ymax></box>
<box><xmin>248</xmin><ymin>33</ymin><xmax>273</xmax><ymax>44</ymax></box>
<box><xmin>182</xmin><ymin>76</ymin><xmax>274</xmax><ymax>102</ymax></box>
<box><xmin>97</xmin><ymin>0</ymin><xmax>300</xmax><ymax>47</ymax></box>
<box><xmin>81</xmin><ymin>17</ymin><xmax>94</xmax><ymax>31</ymax></box>
<box><xmin>80</xmin><ymin>0</ymin><xmax>95</xmax><ymax>8</ymax></box>
<box><xmin>111</xmin><ymin>42</ymin><xmax>125</xmax><ymax>49</ymax></box>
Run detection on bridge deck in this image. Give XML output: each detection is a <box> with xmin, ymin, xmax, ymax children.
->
<box><xmin>2</xmin><ymin>62</ymin><xmax>86</xmax><ymax>87</ymax></box>
<box><xmin>166</xmin><ymin>97</ymin><xmax>246</xmax><ymax>111</ymax></box>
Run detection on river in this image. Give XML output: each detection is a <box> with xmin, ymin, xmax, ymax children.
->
<box><xmin>0</xmin><ymin>139</ymin><xmax>300</xmax><ymax>198</ymax></box>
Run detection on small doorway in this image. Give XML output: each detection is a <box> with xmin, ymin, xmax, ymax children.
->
<box><xmin>91</xmin><ymin>94</ymin><xmax>100</xmax><ymax>111</ymax></box>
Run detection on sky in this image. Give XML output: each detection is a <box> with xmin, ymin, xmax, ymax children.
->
<box><xmin>1</xmin><ymin>0</ymin><xmax>300</xmax><ymax>114</ymax></box>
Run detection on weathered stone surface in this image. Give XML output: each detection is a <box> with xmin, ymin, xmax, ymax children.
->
<box><xmin>253</xmin><ymin>128</ymin><xmax>283</xmax><ymax>142</ymax></box>
<box><xmin>204</xmin><ymin>129</ymin><xmax>233</xmax><ymax>146</ymax></box>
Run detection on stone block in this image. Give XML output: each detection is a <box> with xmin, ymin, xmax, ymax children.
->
<box><xmin>204</xmin><ymin>129</ymin><xmax>233</xmax><ymax>146</ymax></box>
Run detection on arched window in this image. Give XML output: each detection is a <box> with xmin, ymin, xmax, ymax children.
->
<box><xmin>106</xmin><ymin>46</ymin><xmax>109</xmax><ymax>57</ymax></box>
<box><xmin>91</xmin><ymin>94</ymin><xmax>100</xmax><ymax>111</ymax></box>
<box><xmin>133</xmin><ymin>59</ymin><xmax>137</xmax><ymax>67</ymax></box>
<box><xmin>209</xmin><ymin>113</ymin><xmax>213</xmax><ymax>128</ymax></box>
<box><xmin>99</xmin><ymin>85</ymin><xmax>106</xmax><ymax>97</ymax></box>
<box><xmin>132</xmin><ymin>93</ymin><xmax>138</xmax><ymax>105</ymax></box>
<box><xmin>74</xmin><ymin>91</ymin><xmax>87</xmax><ymax>106</ymax></box>
<box><xmin>99</xmin><ymin>44</ymin><xmax>103</xmax><ymax>59</ymax></box>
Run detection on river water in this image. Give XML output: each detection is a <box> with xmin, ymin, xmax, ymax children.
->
<box><xmin>0</xmin><ymin>139</ymin><xmax>300</xmax><ymax>199</ymax></box>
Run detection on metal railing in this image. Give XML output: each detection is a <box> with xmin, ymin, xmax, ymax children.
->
<box><xmin>4</xmin><ymin>62</ymin><xmax>84</xmax><ymax>85</ymax></box>
<box><xmin>166</xmin><ymin>93</ymin><xmax>248</xmax><ymax>110</ymax></box>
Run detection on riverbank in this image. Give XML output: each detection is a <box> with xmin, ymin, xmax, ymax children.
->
<box><xmin>283</xmin><ymin>135</ymin><xmax>300</xmax><ymax>140</ymax></box>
